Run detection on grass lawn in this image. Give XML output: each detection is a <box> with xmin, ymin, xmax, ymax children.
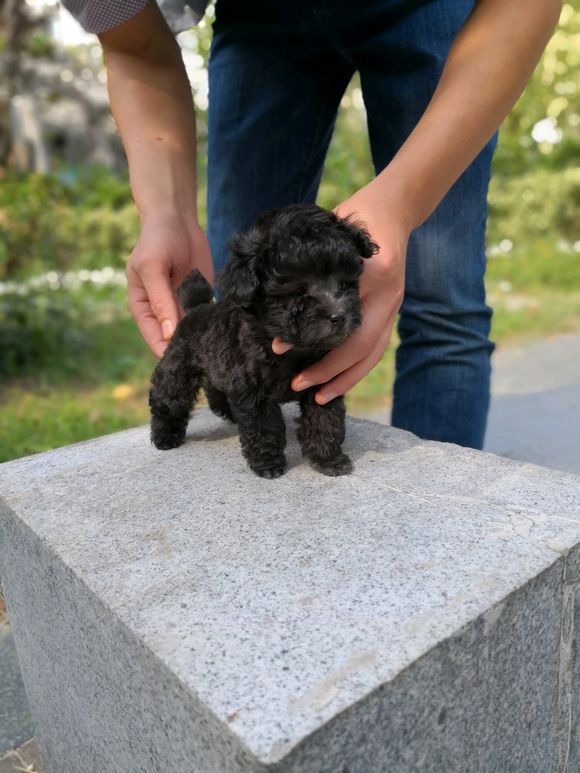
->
<box><xmin>1</xmin><ymin>241</ymin><xmax>579</xmax><ymax>463</ymax></box>
<box><xmin>0</xmin><ymin>381</ymin><xmax>150</xmax><ymax>461</ymax></box>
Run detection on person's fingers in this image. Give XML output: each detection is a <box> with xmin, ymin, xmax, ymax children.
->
<box><xmin>314</xmin><ymin>307</ymin><xmax>397</xmax><ymax>404</ymax></box>
<box><xmin>135</xmin><ymin>262</ymin><xmax>180</xmax><ymax>341</ymax></box>
<box><xmin>291</xmin><ymin>299</ymin><xmax>392</xmax><ymax>391</ymax></box>
<box><xmin>272</xmin><ymin>338</ymin><xmax>293</xmax><ymax>355</ymax></box>
<box><xmin>127</xmin><ymin>280</ymin><xmax>169</xmax><ymax>358</ymax></box>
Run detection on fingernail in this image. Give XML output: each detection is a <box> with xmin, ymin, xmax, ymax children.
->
<box><xmin>293</xmin><ymin>379</ymin><xmax>314</xmax><ymax>392</ymax></box>
<box><xmin>161</xmin><ymin>320</ymin><xmax>174</xmax><ymax>340</ymax></box>
<box><xmin>316</xmin><ymin>392</ymin><xmax>337</xmax><ymax>405</ymax></box>
<box><xmin>273</xmin><ymin>340</ymin><xmax>293</xmax><ymax>355</ymax></box>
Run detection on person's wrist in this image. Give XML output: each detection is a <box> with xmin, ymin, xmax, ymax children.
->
<box><xmin>347</xmin><ymin>175</ymin><xmax>414</xmax><ymax>246</ymax></box>
<box><xmin>138</xmin><ymin>204</ymin><xmax>200</xmax><ymax>233</ymax></box>
<box><xmin>373</xmin><ymin>162</ymin><xmax>427</xmax><ymax>235</ymax></box>
<box><xmin>132</xmin><ymin>166</ymin><xmax>198</xmax><ymax>228</ymax></box>
<box><xmin>137</xmin><ymin>208</ymin><xmax>214</xmax><ymax>285</ymax></box>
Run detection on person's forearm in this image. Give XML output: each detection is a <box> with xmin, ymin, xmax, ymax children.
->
<box><xmin>100</xmin><ymin>4</ymin><xmax>198</xmax><ymax>223</ymax></box>
<box><xmin>378</xmin><ymin>0</ymin><xmax>562</xmax><ymax>231</ymax></box>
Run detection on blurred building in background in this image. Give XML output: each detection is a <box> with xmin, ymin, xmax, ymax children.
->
<box><xmin>1</xmin><ymin>0</ymin><xmax>125</xmax><ymax>173</ymax></box>
<box><xmin>0</xmin><ymin>0</ymin><xmax>211</xmax><ymax>175</ymax></box>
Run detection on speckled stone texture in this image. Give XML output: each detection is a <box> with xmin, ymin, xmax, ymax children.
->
<box><xmin>1</xmin><ymin>409</ymin><xmax>580</xmax><ymax>772</ymax></box>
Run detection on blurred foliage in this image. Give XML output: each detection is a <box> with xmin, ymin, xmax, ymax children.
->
<box><xmin>487</xmin><ymin>168</ymin><xmax>580</xmax><ymax>246</ymax></box>
<box><xmin>493</xmin><ymin>2</ymin><xmax>580</xmax><ymax>175</ymax></box>
<box><xmin>0</xmin><ymin>169</ymin><xmax>139</xmax><ymax>279</ymax></box>
<box><xmin>24</xmin><ymin>30</ymin><xmax>55</xmax><ymax>58</ymax></box>
<box><xmin>0</xmin><ymin>280</ymin><xmax>154</xmax><ymax>384</ymax></box>
<box><xmin>487</xmin><ymin>241</ymin><xmax>580</xmax><ymax>292</ymax></box>
<box><xmin>0</xmin><ymin>288</ymin><xmax>89</xmax><ymax>379</ymax></box>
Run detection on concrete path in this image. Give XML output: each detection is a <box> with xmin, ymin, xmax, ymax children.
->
<box><xmin>485</xmin><ymin>335</ymin><xmax>580</xmax><ymax>475</ymax></box>
<box><xmin>350</xmin><ymin>333</ymin><xmax>580</xmax><ymax>476</ymax></box>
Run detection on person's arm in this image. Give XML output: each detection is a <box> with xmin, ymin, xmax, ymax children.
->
<box><xmin>100</xmin><ymin>2</ymin><xmax>212</xmax><ymax>357</ymax></box>
<box><xmin>288</xmin><ymin>0</ymin><xmax>563</xmax><ymax>404</ymax></box>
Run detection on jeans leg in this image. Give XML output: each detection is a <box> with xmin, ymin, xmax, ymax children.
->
<box><xmin>392</xmin><ymin>155</ymin><xmax>496</xmax><ymax>449</ymax></box>
<box><xmin>207</xmin><ymin>2</ymin><xmax>353</xmax><ymax>277</ymax></box>
<box><xmin>351</xmin><ymin>0</ymin><xmax>496</xmax><ymax>448</ymax></box>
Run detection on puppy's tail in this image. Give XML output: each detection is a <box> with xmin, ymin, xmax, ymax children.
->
<box><xmin>178</xmin><ymin>270</ymin><xmax>214</xmax><ymax>311</ymax></box>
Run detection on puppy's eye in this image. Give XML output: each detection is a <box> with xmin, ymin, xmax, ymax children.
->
<box><xmin>338</xmin><ymin>281</ymin><xmax>352</xmax><ymax>292</ymax></box>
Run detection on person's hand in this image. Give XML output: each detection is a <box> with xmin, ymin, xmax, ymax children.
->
<box><xmin>127</xmin><ymin>212</ymin><xmax>213</xmax><ymax>358</ymax></box>
<box><xmin>274</xmin><ymin>181</ymin><xmax>411</xmax><ymax>403</ymax></box>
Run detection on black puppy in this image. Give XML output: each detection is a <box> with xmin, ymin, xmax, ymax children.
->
<box><xmin>149</xmin><ymin>204</ymin><xmax>376</xmax><ymax>478</ymax></box>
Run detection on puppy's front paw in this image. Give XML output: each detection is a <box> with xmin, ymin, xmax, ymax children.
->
<box><xmin>151</xmin><ymin>424</ymin><xmax>185</xmax><ymax>450</ymax></box>
<box><xmin>311</xmin><ymin>453</ymin><xmax>353</xmax><ymax>477</ymax></box>
<box><xmin>250</xmin><ymin>455</ymin><xmax>287</xmax><ymax>479</ymax></box>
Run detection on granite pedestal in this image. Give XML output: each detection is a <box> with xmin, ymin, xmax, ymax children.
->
<box><xmin>1</xmin><ymin>410</ymin><xmax>580</xmax><ymax>772</ymax></box>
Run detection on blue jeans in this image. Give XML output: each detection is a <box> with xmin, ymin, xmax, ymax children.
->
<box><xmin>207</xmin><ymin>0</ymin><xmax>496</xmax><ymax>449</ymax></box>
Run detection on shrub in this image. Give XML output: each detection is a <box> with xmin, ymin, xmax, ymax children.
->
<box><xmin>488</xmin><ymin>168</ymin><xmax>580</xmax><ymax>246</ymax></box>
<box><xmin>0</xmin><ymin>288</ymin><xmax>89</xmax><ymax>379</ymax></box>
<box><xmin>0</xmin><ymin>269</ymin><xmax>135</xmax><ymax>381</ymax></box>
<box><xmin>0</xmin><ymin>170</ymin><xmax>139</xmax><ymax>279</ymax></box>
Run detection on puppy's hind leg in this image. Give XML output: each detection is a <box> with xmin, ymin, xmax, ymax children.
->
<box><xmin>298</xmin><ymin>391</ymin><xmax>353</xmax><ymax>476</ymax></box>
<box><xmin>150</xmin><ymin>350</ymin><xmax>202</xmax><ymax>450</ymax></box>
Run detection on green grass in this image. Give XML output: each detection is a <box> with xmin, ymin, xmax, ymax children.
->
<box><xmin>0</xmin><ymin>382</ymin><xmax>150</xmax><ymax>462</ymax></box>
<box><xmin>488</xmin><ymin>286</ymin><xmax>580</xmax><ymax>341</ymax></box>
<box><xmin>486</xmin><ymin>242</ymin><xmax>580</xmax><ymax>341</ymax></box>
<box><xmin>0</xmin><ymin>281</ymin><xmax>156</xmax><ymax>462</ymax></box>
<box><xmin>487</xmin><ymin>238</ymin><xmax>580</xmax><ymax>290</ymax></box>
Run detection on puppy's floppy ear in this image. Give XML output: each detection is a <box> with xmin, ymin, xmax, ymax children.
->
<box><xmin>218</xmin><ymin>227</ymin><xmax>263</xmax><ymax>305</ymax></box>
<box><xmin>337</xmin><ymin>214</ymin><xmax>379</xmax><ymax>259</ymax></box>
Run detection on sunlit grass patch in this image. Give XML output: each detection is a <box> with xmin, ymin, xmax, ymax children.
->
<box><xmin>0</xmin><ymin>380</ymin><xmax>150</xmax><ymax>463</ymax></box>
<box><xmin>486</xmin><ymin>240</ymin><xmax>580</xmax><ymax>340</ymax></box>
<box><xmin>486</xmin><ymin>238</ymin><xmax>580</xmax><ymax>291</ymax></box>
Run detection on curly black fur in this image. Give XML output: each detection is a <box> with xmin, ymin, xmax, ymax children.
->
<box><xmin>149</xmin><ymin>203</ymin><xmax>377</xmax><ymax>478</ymax></box>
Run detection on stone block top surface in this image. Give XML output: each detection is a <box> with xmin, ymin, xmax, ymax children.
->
<box><xmin>2</xmin><ymin>410</ymin><xmax>580</xmax><ymax>765</ymax></box>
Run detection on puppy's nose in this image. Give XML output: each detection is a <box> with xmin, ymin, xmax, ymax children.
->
<box><xmin>330</xmin><ymin>313</ymin><xmax>346</xmax><ymax>326</ymax></box>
